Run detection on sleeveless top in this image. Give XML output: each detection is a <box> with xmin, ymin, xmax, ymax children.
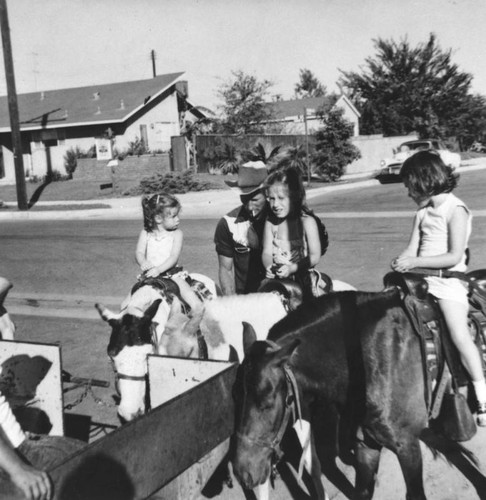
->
<box><xmin>271</xmin><ymin>217</ymin><xmax>306</xmax><ymax>265</ymax></box>
<box><xmin>145</xmin><ymin>230</ymin><xmax>177</xmax><ymax>267</ymax></box>
<box><xmin>417</xmin><ymin>193</ymin><xmax>471</xmax><ymax>272</ymax></box>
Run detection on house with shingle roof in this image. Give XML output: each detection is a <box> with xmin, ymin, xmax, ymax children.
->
<box><xmin>263</xmin><ymin>94</ymin><xmax>360</xmax><ymax>136</ymax></box>
<box><xmin>0</xmin><ymin>72</ymin><xmax>205</xmax><ymax>182</ymax></box>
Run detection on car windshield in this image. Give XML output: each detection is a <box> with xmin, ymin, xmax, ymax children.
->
<box><xmin>404</xmin><ymin>142</ymin><xmax>431</xmax><ymax>151</ymax></box>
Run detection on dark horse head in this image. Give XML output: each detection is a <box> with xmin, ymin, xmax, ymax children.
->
<box><xmin>233</xmin><ymin>329</ymin><xmax>300</xmax><ymax>490</ymax></box>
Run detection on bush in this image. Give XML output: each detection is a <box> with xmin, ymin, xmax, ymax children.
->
<box><xmin>63</xmin><ymin>146</ymin><xmax>84</xmax><ymax>176</ymax></box>
<box><xmin>63</xmin><ymin>145</ymin><xmax>96</xmax><ymax>176</ymax></box>
<box><xmin>312</xmin><ymin>108</ymin><xmax>361</xmax><ymax>181</ymax></box>
<box><xmin>127</xmin><ymin>137</ymin><xmax>149</xmax><ymax>156</ymax></box>
<box><xmin>124</xmin><ymin>170</ymin><xmax>216</xmax><ymax>196</ymax></box>
<box><xmin>200</xmin><ymin>141</ymin><xmax>240</xmax><ymax>174</ymax></box>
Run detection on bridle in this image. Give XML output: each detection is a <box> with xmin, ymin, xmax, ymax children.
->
<box><xmin>110</xmin><ymin>357</ymin><xmax>147</xmax><ymax>384</ymax></box>
<box><xmin>236</xmin><ymin>363</ymin><xmax>302</xmax><ymax>467</ymax></box>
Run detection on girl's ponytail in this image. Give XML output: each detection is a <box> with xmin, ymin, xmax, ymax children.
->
<box><xmin>142</xmin><ymin>194</ymin><xmax>157</xmax><ymax>232</ymax></box>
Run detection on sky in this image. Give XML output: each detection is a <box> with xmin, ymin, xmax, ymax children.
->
<box><xmin>1</xmin><ymin>0</ymin><xmax>486</xmax><ymax>112</ymax></box>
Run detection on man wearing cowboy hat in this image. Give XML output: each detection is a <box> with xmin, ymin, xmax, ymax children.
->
<box><xmin>214</xmin><ymin>161</ymin><xmax>268</xmax><ymax>295</ymax></box>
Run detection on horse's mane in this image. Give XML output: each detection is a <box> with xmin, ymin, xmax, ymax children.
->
<box><xmin>267</xmin><ymin>289</ymin><xmax>401</xmax><ymax>343</ymax></box>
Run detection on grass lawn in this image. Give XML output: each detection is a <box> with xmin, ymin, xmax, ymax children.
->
<box><xmin>0</xmin><ymin>173</ymin><xmax>231</xmax><ymax>204</ymax></box>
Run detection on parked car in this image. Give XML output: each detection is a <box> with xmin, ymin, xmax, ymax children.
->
<box><xmin>376</xmin><ymin>139</ymin><xmax>461</xmax><ymax>183</ymax></box>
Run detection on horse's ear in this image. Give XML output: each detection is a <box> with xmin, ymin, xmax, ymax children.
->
<box><xmin>144</xmin><ymin>299</ymin><xmax>162</xmax><ymax>321</ymax></box>
<box><xmin>272</xmin><ymin>338</ymin><xmax>301</xmax><ymax>366</ymax></box>
<box><xmin>95</xmin><ymin>303</ymin><xmax>121</xmax><ymax>322</ymax></box>
<box><xmin>242</xmin><ymin>321</ymin><xmax>257</xmax><ymax>355</ymax></box>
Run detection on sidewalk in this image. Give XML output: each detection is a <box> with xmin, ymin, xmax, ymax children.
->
<box><xmin>0</xmin><ymin>159</ymin><xmax>485</xmax><ymax>221</ymax></box>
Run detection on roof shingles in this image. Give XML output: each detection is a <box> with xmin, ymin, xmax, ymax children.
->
<box><xmin>0</xmin><ymin>72</ymin><xmax>184</xmax><ymax>131</ymax></box>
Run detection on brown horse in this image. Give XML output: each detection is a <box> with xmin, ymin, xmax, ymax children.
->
<box><xmin>233</xmin><ymin>289</ymin><xmax>483</xmax><ymax>500</ymax></box>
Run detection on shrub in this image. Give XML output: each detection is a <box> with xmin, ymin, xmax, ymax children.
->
<box><xmin>127</xmin><ymin>136</ymin><xmax>150</xmax><ymax>156</ymax></box>
<box><xmin>124</xmin><ymin>170</ymin><xmax>216</xmax><ymax>196</ymax></box>
<box><xmin>63</xmin><ymin>146</ymin><xmax>85</xmax><ymax>176</ymax></box>
<box><xmin>200</xmin><ymin>141</ymin><xmax>240</xmax><ymax>174</ymax></box>
<box><xmin>270</xmin><ymin>145</ymin><xmax>308</xmax><ymax>178</ymax></box>
<box><xmin>44</xmin><ymin>170</ymin><xmax>70</xmax><ymax>183</ymax></box>
<box><xmin>241</xmin><ymin>142</ymin><xmax>281</xmax><ymax>166</ymax></box>
<box><xmin>312</xmin><ymin>108</ymin><xmax>361</xmax><ymax>181</ymax></box>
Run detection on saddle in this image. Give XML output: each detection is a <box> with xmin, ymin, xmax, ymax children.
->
<box><xmin>383</xmin><ymin>272</ymin><xmax>471</xmax><ymax>427</ymax></box>
<box><xmin>132</xmin><ymin>273</ymin><xmax>213</xmax><ymax>313</ymax></box>
<box><xmin>258</xmin><ymin>272</ymin><xmax>334</xmax><ymax>311</ymax></box>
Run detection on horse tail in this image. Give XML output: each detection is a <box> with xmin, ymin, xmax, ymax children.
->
<box><xmin>419</xmin><ymin>427</ymin><xmax>478</xmax><ymax>468</ymax></box>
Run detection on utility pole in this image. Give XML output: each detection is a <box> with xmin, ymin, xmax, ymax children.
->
<box><xmin>303</xmin><ymin>107</ymin><xmax>310</xmax><ymax>185</ymax></box>
<box><xmin>151</xmin><ymin>49</ymin><xmax>156</xmax><ymax>78</ymax></box>
<box><xmin>0</xmin><ymin>0</ymin><xmax>27</xmax><ymax>210</ymax></box>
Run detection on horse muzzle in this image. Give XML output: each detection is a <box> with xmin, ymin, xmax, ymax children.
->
<box><xmin>233</xmin><ymin>448</ymin><xmax>272</xmax><ymax>490</ymax></box>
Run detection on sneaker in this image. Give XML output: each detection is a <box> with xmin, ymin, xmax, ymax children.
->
<box><xmin>477</xmin><ymin>402</ymin><xmax>486</xmax><ymax>427</ymax></box>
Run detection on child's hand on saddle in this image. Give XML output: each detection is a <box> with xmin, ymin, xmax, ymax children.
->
<box><xmin>274</xmin><ymin>263</ymin><xmax>293</xmax><ymax>278</ymax></box>
<box><xmin>266</xmin><ymin>265</ymin><xmax>277</xmax><ymax>279</ymax></box>
<box><xmin>140</xmin><ymin>261</ymin><xmax>153</xmax><ymax>272</ymax></box>
<box><xmin>391</xmin><ymin>256</ymin><xmax>417</xmax><ymax>273</ymax></box>
<box><xmin>145</xmin><ymin>267</ymin><xmax>161</xmax><ymax>278</ymax></box>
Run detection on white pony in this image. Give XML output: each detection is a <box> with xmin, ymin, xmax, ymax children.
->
<box><xmin>160</xmin><ymin>279</ymin><xmax>356</xmax><ymax>362</ymax></box>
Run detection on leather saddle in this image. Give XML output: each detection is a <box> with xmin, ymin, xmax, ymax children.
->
<box><xmin>383</xmin><ymin>272</ymin><xmax>469</xmax><ymax>418</ymax></box>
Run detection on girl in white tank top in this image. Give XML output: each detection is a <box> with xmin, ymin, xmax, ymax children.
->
<box><xmin>134</xmin><ymin>193</ymin><xmax>200</xmax><ymax>311</ymax></box>
<box><xmin>391</xmin><ymin>150</ymin><xmax>486</xmax><ymax>425</ymax></box>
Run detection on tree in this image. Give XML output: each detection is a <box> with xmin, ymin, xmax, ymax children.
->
<box><xmin>295</xmin><ymin>68</ymin><xmax>326</xmax><ymax>98</ymax></box>
<box><xmin>339</xmin><ymin>34</ymin><xmax>486</xmax><ymax>146</ymax></box>
<box><xmin>312</xmin><ymin>108</ymin><xmax>361</xmax><ymax>181</ymax></box>
<box><xmin>216</xmin><ymin>70</ymin><xmax>274</xmax><ymax>134</ymax></box>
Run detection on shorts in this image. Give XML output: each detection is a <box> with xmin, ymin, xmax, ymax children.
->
<box><xmin>425</xmin><ymin>276</ymin><xmax>469</xmax><ymax>307</ymax></box>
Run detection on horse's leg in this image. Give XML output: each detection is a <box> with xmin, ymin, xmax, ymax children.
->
<box><xmin>354</xmin><ymin>435</ymin><xmax>382</xmax><ymax>500</ymax></box>
<box><xmin>394</xmin><ymin>436</ymin><xmax>426</xmax><ymax>500</ymax></box>
<box><xmin>254</xmin><ymin>478</ymin><xmax>270</xmax><ymax>500</ymax></box>
<box><xmin>310</xmin><ymin>406</ymin><xmax>354</xmax><ymax>499</ymax></box>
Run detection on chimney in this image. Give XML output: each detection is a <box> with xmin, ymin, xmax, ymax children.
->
<box><xmin>64</xmin><ymin>110</ymin><xmax>68</xmax><ymax>118</ymax></box>
<box><xmin>95</xmin><ymin>106</ymin><xmax>101</xmax><ymax>115</ymax></box>
<box><xmin>119</xmin><ymin>99</ymin><xmax>125</xmax><ymax>110</ymax></box>
<box><xmin>93</xmin><ymin>92</ymin><xmax>100</xmax><ymax>100</ymax></box>
<box><xmin>40</xmin><ymin>91</ymin><xmax>45</xmax><ymax>101</ymax></box>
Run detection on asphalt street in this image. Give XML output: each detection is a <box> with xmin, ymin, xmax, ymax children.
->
<box><xmin>1</xmin><ymin>162</ymin><xmax>486</xmax><ymax>498</ymax></box>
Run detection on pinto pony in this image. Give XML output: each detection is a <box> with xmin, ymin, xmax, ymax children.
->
<box><xmin>162</xmin><ymin>278</ymin><xmax>356</xmax><ymax>362</ymax></box>
<box><xmin>95</xmin><ymin>273</ymin><xmax>216</xmax><ymax>421</ymax></box>
<box><xmin>233</xmin><ymin>289</ymin><xmax>480</xmax><ymax>500</ymax></box>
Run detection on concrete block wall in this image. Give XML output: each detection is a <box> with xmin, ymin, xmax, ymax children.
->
<box><xmin>75</xmin><ymin>154</ymin><xmax>171</xmax><ymax>182</ymax></box>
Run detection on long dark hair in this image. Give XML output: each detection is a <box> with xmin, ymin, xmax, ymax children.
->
<box><xmin>400</xmin><ymin>150</ymin><xmax>458</xmax><ymax>197</ymax></box>
<box><xmin>141</xmin><ymin>193</ymin><xmax>181</xmax><ymax>232</ymax></box>
<box><xmin>264</xmin><ymin>166</ymin><xmax>306</xmax><ymax>216</ymax></box>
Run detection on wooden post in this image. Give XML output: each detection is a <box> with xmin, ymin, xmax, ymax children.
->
<box><xmin>0</xmin><ymin>0</ymin><xmax>28</xmax><ymax>210</ymax></box>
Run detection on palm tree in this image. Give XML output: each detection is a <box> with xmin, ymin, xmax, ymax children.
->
<box><xmin>241</xmin><ymin>142</ymin><xmax>281</xmax><ymax>166</ymax></box>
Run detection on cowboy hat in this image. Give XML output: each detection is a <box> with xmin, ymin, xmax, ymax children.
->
<box><xmin>225</xmin><ymin>161</ymin><xmax>268</xmax><ymax>195</ymax></box>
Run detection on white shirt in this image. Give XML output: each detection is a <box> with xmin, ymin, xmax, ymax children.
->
<box><xmin>418</xmin><ymin>193</ymin><xmax>471</xmax><ymax>272</ymax></box>
<box><xmin>0</xmin><ymin>391</ymin><xmax>25</xmax><ymax>448</ymax></box>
